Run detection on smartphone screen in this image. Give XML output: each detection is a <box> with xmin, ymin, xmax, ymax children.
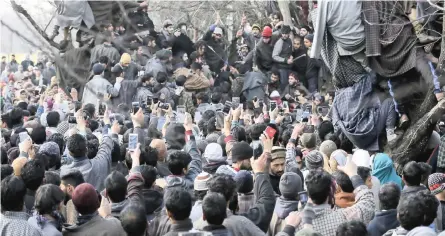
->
<box><xmin>269</xmin><ymin>101</ymin><xmax>277</xmax><ymax>111</ymax></box>
<box><xmin>283</xmin><ymin>101</ymin><xmax>289</xmax><ymax>109</ymax></box>
<box><xmin>215</xmin><ymin>111</ymin><xmax>224</xmax><ymax>130</ymax></box>
<box><xmin>147</xmin><ymin>96</ymin><xmax>152</xmax><ymax>105</ymax></box>
<box><xmin>19</xmin><ymin>132</ymin><xmax>30</xmax><ymax>143</ymax></box>
<box><xmin>98</xmin><ymin>103</ymin><xmax>106</xmax><ymax>116</ymax></box>
<box><xmin>223</xmin><ymin>101</ymin><xmax>232</xmax><ymax>115</ymax></box>
<box><xmin>232</xmin><ymin>97</ymin><xmax>240</xmax><ymax>108</ymax></box>
<box><xmin>153</xmin><ymin>98</ymin><xmax>159</xmax><ymax>104</ymax></box>
<box><xmin>132</xmin><ymin>102</ymin><xmax>139</xmax><ymax>114</ymax></box>
<box><xmin>265</xmin><ymin>126</ymin><xmax>277</xmax><ymax>139</ymax></box>
<box><xmin>298</xmin><ymin>191</ymin><xmax>308</xmax><ymax>204</ymax></box>
<box><xmin>177</xmin><ymin>105</ymin><xmax>186</xmax><ymax>123</ymax></box>
<box><xmin>128</xmin><ymin>134</ymin><xmax>138</xmax><ymax>151</ymax></box>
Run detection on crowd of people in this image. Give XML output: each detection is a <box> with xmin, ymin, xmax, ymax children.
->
<box><xmin>3</xmin><ymin>1</ymin><xmax>445</xmax><ymax>236</ymax></box>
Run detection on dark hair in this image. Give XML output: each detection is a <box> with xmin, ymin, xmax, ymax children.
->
<box><xmin>211</xmin><ymin>92</ymin><xmax>222</xmax><ymax>104</ymax></box>
<box><xmin>402</xmin><ymin>161</ymin><xmax>431</xmax><ymax>186</ymax></box>
<box><xmin>156</xmin><ymin>72</ymin><xmax>168</xmax><ymax>84</ymax></box>
<box><xmin>397</xmin><ymin>194</ymin><xmax>426</xmax><ymax>230</ymax></box>
<box><xmin>271</xmin><ymin>69</ymin><xmax>280</xmax><ymax>77</ymax></box>
<box><xmin>88</xmin><ymin>119</ymin><xmax>99</xmax><ymax>132</ymax></box>
<box><xmin>140</xmin><ymin>165</ymin><xmax>157</xmax><ymax>188</ymax></box>
<box><xmin>202</xmin><ymin>192</ymin><xmax>227</xmax><ymax>225</ymax></box>
<box><xmin>167</xmin><ymin>151</ymin><xmax>192</xmax><ymax>175</ymax></box>
<box><xmin>1</xmin><ymin>164</ymin><xmax>13</xmax><ymax>180</ymax></box>
<box><xmin>120</xmin><ymin>204</ymin><xmax>147</xmax><ymax>236</ymax></box>
<box><xmin>99</xmin><ymin>56</ymin><xmax>109</xmax><ymax>65</ymax></box>
<box><xmin>416</xmin><ymin>190</ymin><xmax>439</xmax><ymax>226</ymax></box>
<box><xmin>379</xmin><ymin>182</ymin><xmax>401</xmax><ymax>210</ymax></box>
<box><xmin>1</xmin><ymin>175</ymin><xmax>27</xmax><ymax>211</ymax></box>
<box><xmin>250</xmin><ymin>123</ymin><xmax>267</xmax><ymax>140</ymax></box>
<box><xmin>31</xmin><ymin>125</ymin><xmax>46</xmax><ymax>144</ymax></box>
<box><xmin>196</xmin><ymin>92</ymin><xmax>209</xmax><ymax>103</ymax></box>
<box><xmin>67</xmin><ymin>134</ymin><xmax>87</xmax><ymax>158</ymax></box>
<box><xmin>60</xmin><ymin>170</ymin><xmax>85</xmax><ymax>187</ymax></box>
<box><xmin>17</xmin><ymin>102</ymin><xmax>28</xmax><ymax>111</ymax></box>
<box><xmin>191</xmin><ymin>62</ymin><xmax>202</xmax><ymax>71</ymax></box>
<box><xmin>43</xmin><ymin>171</ymin><xmax>61</xmax><ymax>186</ymax></box>
<box><xmin>336</xmin><ymin>220</ymin><xmax>368</xmax><ymax>236</ymax></box>
<box><xmin>83</xmin><ymin>104</ymin><xmax>95</xmax><ymax>118</ymax></box>
<box><xmin>87</xmin><ymin>138</ymin><xmax>99</xmax><ymax>159</ymax></box>
<box><xmin>318</xmin><ymin>121</ymin><xmax>334</xmax><ymax>141</ymax></box>
<box><xmin>206</xmin><ymin>117</ymin><xmax>217</xmax><ymax>134</ymax></box>
<box><xmin>357</xmin><ymin>167</ymin><xmax>371</xmax><ymax>183</ymax></box>
<box><xmin>141</xmin><ymin>73</ymin><xmax>153</xmax><ymax>83</ymax></box>
<box><xmin>332</xmin><ymin>170</ymin><xmax>354</xmax><ymax>193</ymax></box>
<box><xmin>10</xmin><ymin>107</ymin><xmax>24</xmax><ymax>127</ymax></box>
<box><xmin>46</xmin><ymin>111</ymin><xmax>60</xmax><ymax>127</ymax></box>
<box><xmin>27</xmin><ymin>104</ymin><xmax>38</xmax><ymax>116</ymax></box>
<box><xmin>34</xmin><ymin>152</ymin><xmax>50</xmax><ymax>171</ymax></box>
<box><xmin>34</xmin><ymin>184</ymin><xmax>65</xmax><ymax>215</ymax></box>
<box><xmin>21</xmin><ymin>159</ymin><xmax>45</xmax><ymax>191</ymax></box>
<box><xmin>305</xmin><ymin>170</ymin><xmax>332</xmax><ymax>205</ymax></box>
<box><xmin>141</xmin><ymin>145</ymin><xmax>158</xmax><ymax>167</ymax></box>
<box><xmin>47</xmin><ymin>133</ymin><xmax>65</xmax><ymax>155</ymax></box>
<box><xmin>175</xmin><ymin>75</ymin><xmax>187</xmax><ymax>87</ymax></box>
<box><xmin>105</xmin><ymin>171</ymin><xmax>128</xmax><ymax>203</ymax></box>
<box><xmin>325</xmin><ymin>133</ymin><xmax>341</xmax><ymax>151</ymax></box>
<box><xmin>207</xmin><ymin>174</ymin><xmax>236</xmax><ymax>202</ymax></box>
<box><xmin>165</xmin><ymin>188</ymin><xmax>192</xmax><ymax>221</ymax></box>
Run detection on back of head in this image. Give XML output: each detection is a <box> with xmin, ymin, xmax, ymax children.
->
<box><xmin>34</xmin><ymin>184</ymin><xmax>64</xmax><ymax>215</ymax></box>
<box><xmin>105</xmin><ymin>171</ymin><xmax>128</xmax><ymax>203</ymax></box>
<box><xmin>332</xmin><ymin>170</ymin><xmax>354</xmax><ymax>193</ymax></box>
<box><xmin>1</xmin><ymin>164</ymin><xmax>13</xmax><ymax>180</ymax></box>
<box><xmin>397</xmin><ymin>194</ymin><xmax>426</xmax><ymax>230</ymax></box>
<box><xmin>415</xmin><ymin>190</ymin><xmax>439</xmax><ymax>226</ymax></box>
<box><xmin>150</xmin><ymin>139</ymin><xmax>167</xmax><ymax>162</ymax></box>
<box><xmin>300</xmin><ymin>133</ymin><xmax>316</xmax><ymax>149</ymax></box>
<box><xmin>305</xmin><ymin>150</ymin><xmax>324</xmax><ymax>171</ymax></box>
<box><xmin>167</xmin><ymin>150</ymin><xmax>192</xmax><ymax>175</ymax></box>
<box><xmin>165</xmin><ymin>188</ymin><xmax>192</xmax><ymax>221</ymax></box>
<box><xmin>120</xmin><ymin>204</ymin><xmax>147</xmax><ymax>236</ymax></box>
<box><xmin>72</xmin><ymin>183</ymin><xmax>100</xmax><ymax>215</ymax></box>
<box><xmin>279</xmin><ymin>172</ymin><xmax>303</xmax><ymax>200</ymax></box>
<box><xmin>318</xmin><ymin>121</ymin><xmax>334</xmax><ymax>141</ymax></box>
<box><xmin>208</xmin><ymin>174</ymin><xmax>236</xmax><ymax>202</ymax></box>
<box><xmin>21</xmin><ymin>159</ymin><xmax>45</xmax><ymax>191</ymax></box>
<box><xmin>319</xmin><ymin>140</ymin><xmax>337</xmax><ymax>158</ymax></box>
<box><xmin>176</xmin><ymin>75</ymin><xmax>187</xmax><ymax>87</ymax></box>
<box><xmin>234</xmin><ymin>170</ymin><xmax>253</xmax><ymax>194</ymax></box>
<box><xmin>46</xmin><ymin>111</ymin><xmax>61</xmax><ymax>127</ymax></box>
<box><xmin>67</xmin><ymin>134</ymin><xmax>87</xmax><ymax>158</ymax></box>
<box><xmin>202</xmin><ymin>192</ymin><xmax>227</xmax><ymax>225</ymax></box>
<box><xmin>61</xmin><ymin>169</ymin><xmax>85</xmax><ymax>188</ymax></box>
<box><xmin>402</xmin><ymin>161</ymin><xmax>432</xmax><ymax>186</ymax></box>
<box><xmin>165</xmin><ymin>124</ymin><xmax>186</xmax><ymax>150</ymax></box>
<box><xmin>305</xmin><ymin>170</ymin><xmax>332</xmax><ymax>204</ymax></box>
<box><xmin>156</xmin><ymin>72</ymin><xmax>168</xmax><ymax>84</ymax></box>
<box><xmin>10</xmin><ymin>107</ymin><xmax>24</xmax><ymax>127</ymax></box>
<box><xmin>1</xmin><ymin>175</ymin><xmax>27</xmax><ymax>211</ymax></box>
<box><xmin>31</xmin><ymin>125</ymin><xmax>46</xmax><ymax>144</ymax></box>
<box><xmin>140</xmin><ymin>165</ymin><xmax>157</xmax><ymax>188</ymax></box>
<box><xmin>336</xmin><ymin>220</ymin><xmax>368</xmax><ymax>236</ymax></box>
<box><xmin>379</xmin><ymin>182</ymin><xmax>401</xmax><ymax>210</ymax></box>
<box><xmin>43</xmin><ymin>171</ymin><xmax>61</xmax><ymax>186</ymax></box>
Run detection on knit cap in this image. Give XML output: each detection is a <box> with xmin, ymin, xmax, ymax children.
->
<box><xmin>72</xmin><ymin>183</ymin><xmax>100</xmax><ymax>215</ymax></box>
<box><xmin>279</xmin><ymin>172</ymin><xmax>303</xmax><ymax>199</ymax></box>
<box><xmin>428</xmin><ymin>173</ymin><xmax>445</xmax><ymax>195</ymax></box>
<box><xmin>92</xmin><ymin>63</ymin><xmax>104</xmax><ymax>74</ymax></box>
<box><xmin>262</xmin><ymin>26</ymin><xmax>272</xmax><ymax>37</ymax></box>
<box><xmin>319</xmin><ymin>140</ymin><xmax>337</xmax><ymax>158</ymax></box>
<box><xmin>163</xmin><ymin>19</ymin><xmax>173</xmax><ymax>28</ymax></box>
<box><xmin>352</xmin><ymin>149</ymin><xmax>371</xmax><ymax>168</ymax></box>
<box><xmin>231</xmin><ymin>142</ymin><xmax>253</xmax><ymax>162</ymax></box>
<box><xmin>305</xmin><ymin>150</ymin><xmax>324</xmax><ymax>170</ymax></box>
<box><xmin>300</xmin><ymin>133</ymin><xmax>316</xmax><ymax>149</ymax></box>
<box><xmin>271</xmin><ymin>146</ymin><xmax>286</xmax><ymax>161</ymax></box>
<box><xmin>194</xmin><ymin>172</ymin><xmax>211</xmax><ymax>191</ymax></box>
<box><xmin>38</xmin><ymin>141</ymin><xmax>60</xmax><ymax>159</ymax></box>
<box><xmin>204</xmin><ymin>143</ymin><xmax>225</xmax><ymax>163</ymax></box>
<box><xmin>251</xmin><ymin>24</ymin><xmax>261</xmax><ymax>31</ymax></box>
<box><xmin>120</xmin><ymin>53</ymin><xmax>131</xmax><ymax>65</ymax></box>
<box><xmin>281</xmin><ymin>25</ymin><xmax>291</xmax><ymax>34</ymax></box>
<box><xmin>304</xmin><ymin>34</ymin><xmax>314</xmax><ymax>43</ymax></box>
<box><xmin>213</xmin><ymin>27</ymin><xmax>223</xmax><ymax>35</ymax></box>
<box><xmin>234</xmin><ymin>170</ymin><xmax>254</xmax><ymax>194</ymax></box>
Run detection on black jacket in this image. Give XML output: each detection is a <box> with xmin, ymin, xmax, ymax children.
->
<box><xmin>172</xmin><ymin>34</ymin><xmax>194</xmax><ymax>57</ymax></box>
<box><xmin>203</xmin><ymin>225</ymin><xmax>232</xmax><ymax>236</ymax></box>
<box><xmin>255</xmin><ymin>40</ymin><xmax>274</xmax><ymax>72</ymax></box>
<box><xmin>367</xmin><ymin>209</ymin><xmax>400</xmax><ymax>236</ymax></box>
<box><xmin>203</xmin><ymin>30</ymin><xmax>227</xmax><ymax>73</ymax></box>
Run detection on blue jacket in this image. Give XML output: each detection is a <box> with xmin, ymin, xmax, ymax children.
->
<box><xmin>367</xmin><ymin>209</ymin><xmax>400</xmax><ymax>236</ymax></box>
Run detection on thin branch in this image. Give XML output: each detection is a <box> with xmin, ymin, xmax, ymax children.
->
<box><xmin>427</xmin><ymin>0</ymin><xmax>445</xmax><ymax>11</ymax></box>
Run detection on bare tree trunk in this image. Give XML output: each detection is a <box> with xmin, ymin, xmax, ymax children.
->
<box><xmin>277</xmin><ymin>0</ymin><xmax>293</xmax><ymax>27</ymax></box>
<box><xmin>438</xmin><ymin>6</ymin><xmax>445</xmax><ymax>73</ymax></box>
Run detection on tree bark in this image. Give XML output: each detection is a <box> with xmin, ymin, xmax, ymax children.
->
<box><xmin>277</xmin><ymin>0</ymin><xmax>293</xmax><ymax>27</ymax></box>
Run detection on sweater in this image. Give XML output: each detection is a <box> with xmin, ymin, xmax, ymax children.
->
<box><xmin>367</xmin><ymin>209</ymin><xmax>400</xmax><ymax>236</ymax></box>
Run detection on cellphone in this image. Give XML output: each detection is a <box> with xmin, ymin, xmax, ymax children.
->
<box><xmin>223</xmin><ymin>101</ymin><xmax>232</xmax><ymax>115</ymax></box>
<box><xmin>298</xmin><ymin>191</ymin><xmax>308</xmax><ymax>208</ymax></box>
<box><xmin>132</xmin><ymin>102</ymin><xmax>140</xmax><ymax>114</ymax></box>
<box><xmin>253</xmin><ymin>96</ymin><xmax>258</xmax><ymax>102</ymax></box>
<box><xmin>265</xmin><ymin>126</ymin><xmax>277</xmax><ymax>139</ymax></box>
<box><xmin>98</xmin><ymin>103</ymin><xmax>106</xmax><ymax>116</ymax></box>
<box><xmin>283</xmin><ymin>101</ymin><xmax>289</xmax><ymax>109</ymax></box>
<box><xmin>128</xmin><ymin>134</ymin><xmax>138</xmax><ymax>151</ymax></box>
<box><xmin>34</xmin><ymin>88</ymin><xmax>40</xmax><ymax>96</ymax></box>
<box><xmin>303</xmin><ymin>125</ymin><xmax>315</xmax><ymax>133</ymax></box>
<box><xmin>177</xmin><ymin>105</ymin><xmax>186</xmax><ymax>123</ymax></box>
<box><xmin>239</xmin><ymin>103</ymin><xmax>243</xmax><ymax>109</ymax></box>
<box><xmin>153</xmin><ymin>97</ymin><xmax>159</xmax><ymax>104</ymax></box>
<box><xmin>232</xmin><ymin>97</ymin><xmax>240</xmax><ymax>108</ymax></box>
<box><xmin>19</xmin><ymin>132</ymin><xmax>30</xmax><ymax>143</ymax></box>
<box><xmin>215</xmin><ymin>111</ymin><xmax>224</xmax><ymax>130</ymax></box>
<box><xmin>147</xmin><ymin>96</ymin><xmax>152</xmax><ymax>106</ymax></box>
<box><xmin>269</xmin><ymin>101</ymin><xmax>277</xmax><ymax>111</ymax></box>
<box><xmin>68</xmin><ymin>116</ymin><xmax>77</xmax><ymax>124</ymax></box>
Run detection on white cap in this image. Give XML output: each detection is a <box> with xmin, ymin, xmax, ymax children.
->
<box><xmin>213</xmin><ymin>27</ymin><xmax>223</xmax><ymax>35</ymax></box>
<box><xmin>352</xmin><ymin>149</ymin><xmax>372</xmax><ymax>168</ymax></box>
<box><xmin>194</xmin><ymin>172</ymin><xmax>211</xmax><ymax>191</ymax></box>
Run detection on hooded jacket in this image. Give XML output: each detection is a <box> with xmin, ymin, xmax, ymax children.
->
<box><xmin>203</xmin><ymin>27</ymin><xmax>227</xmax><ymax>73</ymax></box>
<box><xmin>255</xmin><ymin>39</ymin><xmax>274</xmax><ymax>72</ymax></box>
<box><xmin>82</xmin><ymin>75</ymin><xmax>119</xmax><ymax>105</ymax></box>
<box><xmin>267</xmin><ymin>198</ymin><xmax>299</xmax><ymax>236</ymax></box>
<box><xmin>143</xmin><ymin>187</ymin><xmax>163</xmax><ymax>221</ymax></box>
<box><xmin>110</xmin><ymin>199</ymin><xmax>129</xmax><ymax>220</ymax></box>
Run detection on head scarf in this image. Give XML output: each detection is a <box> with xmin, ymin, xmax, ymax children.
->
<box><xmin>372</xmin><ymin>153</ymin><xmax>402</xmax><ymax>188</ymax></box>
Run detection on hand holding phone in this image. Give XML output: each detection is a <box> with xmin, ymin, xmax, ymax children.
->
<box><xmin>128</xmin><ymin>134</ymin><xmax>138</xmax><ymax>151</ymax></box>
<box><xmin>265</xmin><ymin>126</ymin><xmax>277</xmax><ymax>139</ymax></box>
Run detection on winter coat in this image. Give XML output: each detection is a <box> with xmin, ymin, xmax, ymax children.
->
<box><xmin>59</xmin><ymin>135</ymin><xmax>114</xmax><ymax>192</ymax></box>
<box><xmin>143</xmin><ymin>186</ymin><xmax>163</xmax><ymax>221</ymax></box>
<box><xmin>9</xmin><ymin>60</ymin><xmax>19</xmax><ymax>72</ymax></box>
<box><xmin>172</xmin><ymin>33</ymin><xmax>194</xmax><ymax>57</ymax></box>
<box><xmin>367</xmin><ymin>209</ymin><xmax>400</xmax><ymax>236</ymax></box>
<box><xmin>111</xmin><ymin>79</ymin><xmax>141</xmax><ymax>108</ymax></box>
<box><xmin>21</xmin><ymin>59</ymin><xmax>34</xmax><ymax>70</ymax></box>
<box><xmin>122</xmin><ymin>62</ymin><xmax>141</xmax><ymax>81</ymax></box>
<box><xmin>241</xmin><ymin>71</ymin><xmax>268</xmax><ymax>101</ymax></box>
<box><xmin>203</xmin><ymin>225</ymin><xmax>233</xmax><ymax>236</ymax></box>
<box><xmin>203</xmin><ymin>29</ymin><xmax>227</xmax><ymax>73</ymax></box>
<box><xmin>132</xmin><ymin>51</ymin><xmax>150</xmax><ymax>67</ymax></box>
<box><xmin>145</xmin><ymin>58</ymin><xmax>167</xmax><ymax>79</ymax></box>
<box><xmin>54</xmin><ymin>0</ymin><xmax>95</xmax><ymax>29</ymax></box>
<box><xmin>90</xmin><ymin>43</ymin><xmax>121</xmax><ymax>66</ymax></box>
<box><xmin>272</xmin><ymin>38</ymin><xmax>293</xmax><ymax>69</ymax></box>
<box><xmin>401</xmin><ymin>185</ymin><xmax>428</xmax><ymax>198</ymax></box>
<box><xmin>110</xmin><ymin>199</ymin><xmax>129</xmax><ymax>220</ymax></box>
<box><xmin>28</xmin><ymin>216</ymin><xmax>62</xmax><ymax>236</ymax></box>
<box><xmin>62</xmin><ymin>214</ymin><xmax>126</xmax><ymax>236</ymax></box>
<box><xmin>267</xmin><ymin>197</ymin><xmax>299</xmax><ymax>236</ymax></box>
<box><xmin>42</xmin><ymin>67</ymin><xmax>56</xmax><ymax>82</ymax></box>
<box><xmin>255</xmin><ymin>39</ymin><xmax>274</xmax><ymax>73</ymax></box>
<box><xmin>237</xmin><ymin>193</ymin><xmax>255</xmax><ymax>215</ymax></box>
<box><xmin>163</xmin><ymin>219</ymin><xmax>194</xmax><ymax>236</ymax></box>
<box><xmin>82</xmin><ymin>75</ymin><xmax>119</xmax><ymax>105</ymax></box>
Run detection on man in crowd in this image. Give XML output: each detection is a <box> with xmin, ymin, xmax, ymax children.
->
<box><xmin>272</xmin><ymin>25</ymin><xmax>293</xmax><ymax>91</ymax></box>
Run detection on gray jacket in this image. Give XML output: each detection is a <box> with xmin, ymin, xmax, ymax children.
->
<box><xmin>82</xmin><ymin>75</ymin><xmax>120</xmax><ymax>105</ymax></box>
<box><xmin>60</xmin><ymin>135</ymin><xmax>114</xmax><ymax>192</ymax></box>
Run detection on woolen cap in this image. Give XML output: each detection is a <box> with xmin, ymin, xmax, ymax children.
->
<box><xmin>120</xmin><ymin>53</ymin><xmax>131</xmax><ymax>64</ymax></box>
<box><xmin>281</xmin><ymin>25</ymin><xmax>291</xmax><ymax>34</ymax></box>
<box><xmin>305</xmin><ymin>150</ymin><xmax>324</xmax><ymax>170</ymax></box>
<box><xmin>213</xmin><ymin>27</ymin><xmax>223</xmax><ymax>35</ymax></box>
<box><xmin>231</xmin><ymin>142</ymin><xmax>253</xmax><ymax>162</ymax></box>
<box><xmin>92</xmin><ymin>63</ymin><xmax>104</xmax><ymax>74</ymax></box>
<box><xmin>319</xmin><ymin>140</ymin><xmax>337</xmax><ymax>158</ymax></box>
<box><xmin>300</xmin><ymin>133</ymin><xmax>316</xmax><ymax>149</ymax></box>
<box><xmin>279</xmin><ymin>172</ymin><xmax>303</xmax><ymax>199</ymax></box>
<box><xmin>72</xmin><ymin>183</ymin><xmax>100</xmax><ymax>214</ymax></box>
<box><xmin>204</xmin><ymin>143</ymin><xmax>225</xmax><ymax>163</ymax></box>
<box><xmin>271</xmin><ymin>146</ymin><xmax>286</xmax><ymax>161</ymax></box>
<box><xmin>235</xmin><ymin>170</ymin><xmax>253</xmax><ymax>194</ymax></box>
<box><xmin>194</xmin><ymin>172</ymin><xmax>211</xmax><ymax>191</ymax></box>
<box><xmin>262</xmin><ymin>26</ymin><xmax>273</xmax><ymax>37</ymax></box>
<box><xmin>38</xmin><ymin>141</ymin><xmax>60</xmax><ymax>159</ymax></box>
<box><xmin>428</xmin><ymin>173</ymin><xmax>445</xmax><ymax>195</ymax></box>
<box><xmin>252</xmin><ymin>24</ymin><xmax>261</xmax><ymax>31</ymax></box>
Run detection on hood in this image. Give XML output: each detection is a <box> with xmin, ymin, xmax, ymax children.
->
<box><xmin>111</xmin><ymin>199</ymin><xmax>129</xmax><ymax>218</ymax></box>
<box><xmin>274</xmin><ymin>197</ymin><xmax>299</xmax><ymax>219</ymax></box>
<box><xmin>143</xmin><ymin>187</ymin><xmax>163</xmax><ymax>214</ymax></box>
<box><xmin>372</xmin><ymin>153</ymin><xmax>402</xmax><ymax>187</ymax></box>
<box><xmin>203</xmin><ymin>161</ymin><xmax>228</xmax><ymax>174</ymax></box>
<box><xmin>165</xmin><ymin>175</ymin><xmax>187</xmax><ymax>189</ymax></box>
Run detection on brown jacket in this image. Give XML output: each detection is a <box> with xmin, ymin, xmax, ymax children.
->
<box><xmin>62</xmin><ymin>215</ymin><xmax>126</xmax><ymax>236</ymax></box>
